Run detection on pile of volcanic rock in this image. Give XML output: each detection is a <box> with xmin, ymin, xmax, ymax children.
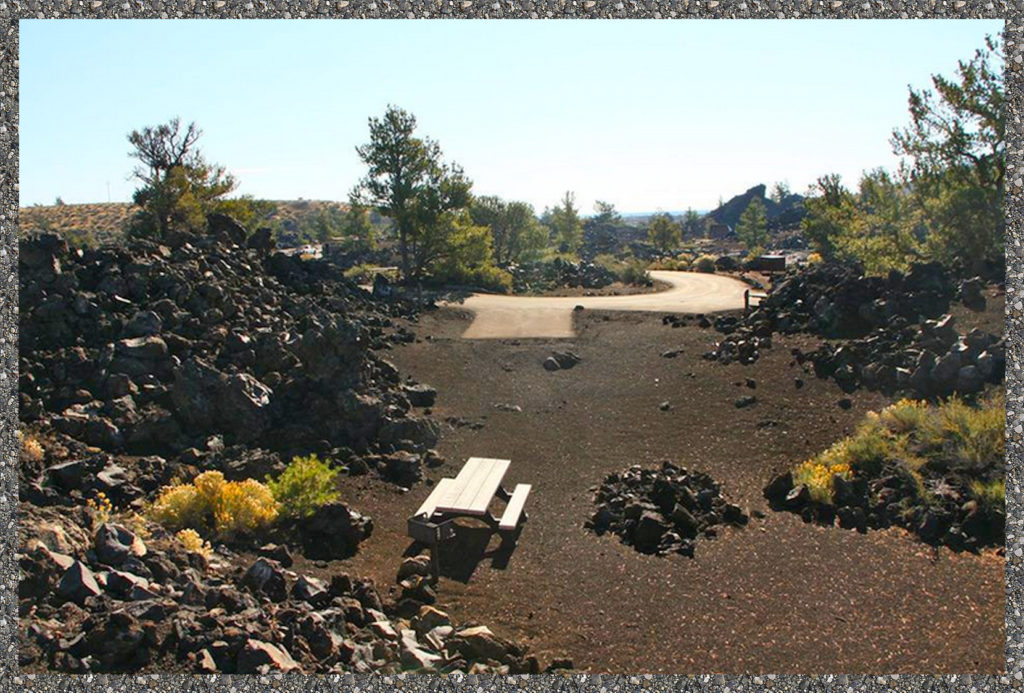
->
<box><xmin>700</xmin><ymin>261</ymin><xmax>1004</xmax><ymax>398</ymax></box>
<box><xmin>508</xmin><ymin>257</ymin><xmax>617</xmax><ymax>293</ymax></box>
<box><xmin>19</xmin><ymin>220</ymin><xmax>445</xmax><ymax>509</ymax></box>
<box><xmin>17</xmin><ymin>505</ymin><xmax>539</xmax><ymax>674</ymax></box>
<box><xmin>585</xmin><ymin>461</ymin><xmax>748</xmax><ymax>557</ymax></box>
<box><xmin>763</xmin><ymin>464</ymin><xmax>1005</xmax><ymax>552</ymax></box>
<box><xmin>791</xmin><ymin>317</ymin><xmax>1004</xmax><ymax>397</ymax></box>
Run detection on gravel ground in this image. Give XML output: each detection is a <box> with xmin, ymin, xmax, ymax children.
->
<box><xmin>3</xmin><ymin>2</ymin><xmax>1023</xmax><ymax>692</ymax></box>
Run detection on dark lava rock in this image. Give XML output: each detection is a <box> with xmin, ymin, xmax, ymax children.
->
<box><xmin>299</xmin><ymin>502</ymin><xmax>373</xmax><ymax>560</ymax></box>
<box><xmin>402</xmin><ymin>383</ymin><xmax>437</xmax><ymax>408</ymax></box>
<box><xmin>700</xmin><ymin>261</ymin><xmax>1000</xmax><ymax>401</ymax></box>
<box><xmin>586</xmin><ymin>461</ymin><xmax>747</xmax><ymax>557</ymax></box>
<box><xmin>242</xmin><ymin>558</ymin><xmax>289</xmax><ymax>602</ymax></box>
<box><xmin>57</xmin><ymin>561</ymin><xmax>102</xmax><ymax>604</ymax></box>
<box><xmin>94</xmin><ymin>524</ymin><xmax>147</xmax><ymax>567</ymax></box>
<box><xmin>734</xmin><ymin>395</ymin><xmax>758</xmax><ymax>409</ymax></box>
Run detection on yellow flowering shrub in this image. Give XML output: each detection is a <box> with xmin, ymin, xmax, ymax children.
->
<box><xmin>176</xmin><ymin>528</ymin><xmax>213</xmax><ymax>558</ymax></box>
<box><xmin>792</xmin><ymin>394</ymin><xmax>1004</xmax><ymax>506</ymax></box>
<box><xmin>792</xmin><ymin>458</ymin><xmax>852</xmax><ymax>504</ymax></box>
<box><xmin>148</xmin><ymin>471</ymin><xmax>279</xmax><ymax>541</ymax></box>
<box><xmin>86</xmin><ymin>492</ymin><xmax>113</xmax><ymax>524</ymax></box>
<box><xmin>21</xmin><ymin>433</ymin><xmax>44</xmax><ymax>463</ymax></box>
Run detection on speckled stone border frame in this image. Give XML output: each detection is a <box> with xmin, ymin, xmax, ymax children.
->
<box><xmin>2</xmin><ymin>4</ymin><xmax>1020</xmax><ymax>690</ymax></box>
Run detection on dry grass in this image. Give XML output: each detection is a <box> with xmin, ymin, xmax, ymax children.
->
<box><xmin>791</xmin><ymin>393</ymin><xmax>1005</xmax><ymax>505</ymax></box>
<box><xmin>19</xmin><ymin>199</ymin><xmax>351</xmax><ymax>247</ymax></box>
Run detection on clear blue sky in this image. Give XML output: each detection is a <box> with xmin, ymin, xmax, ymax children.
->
<box><xmin>20</xmin><ymin>19</ymin><xmax>1002</xmax><ymax>214</ymax></box>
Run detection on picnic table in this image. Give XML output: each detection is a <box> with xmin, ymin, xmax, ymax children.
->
<box><xmin>407</xmin><ymin>457</ymin><xmax>531</xmax><ymax>579</ymax></box>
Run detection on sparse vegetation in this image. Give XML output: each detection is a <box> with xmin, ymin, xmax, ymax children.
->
<box><xmin>147</xmin><ymin>471</ymin><xmax>280</xmax><ymax>541</ymax></box>
<box><xmin>970</xmin><ymin>478</ymin><xmax>1005</xmax><ymax>513</ymax></box>
<box><xmin>86</xmin><ymin>492</ymin><xmax>113</xmax><ymax>525</ymax></box>
<box><xmin>176</xmin><ymin>528</ymin><xmax>213</xmax><ymax>558</ymax></box>
<box><xmin>267</xmin><ymin>454</ymin><xmax>341</xmax><ymax>520</ymax></box>
<box><xmin>20</xmin><ymin>432</ymin><xmax>44</xmax><ymax>463</ymax></box>
<box><xmin>693</xmin><ymin>255</ymin><xmax>717</xmax><ymax>273</ymax></box>
<box><xmin>789</xmin><ymin>394</ymin><xmax>1004</xmax><ymax>507</ymax></box>
<box><xmin>593</xmin><ymin>254</ymin><xmax>652</xmax><ymax>286</ymax></box>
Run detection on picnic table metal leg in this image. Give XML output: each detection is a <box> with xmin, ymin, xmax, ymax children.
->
<box><xmin>430</xmin><ymin>545</ymin><xmax>440</xmax><ymax>582</ymax></box>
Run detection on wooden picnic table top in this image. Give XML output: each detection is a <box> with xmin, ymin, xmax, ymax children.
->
<box><xmin>434</xmin><ymin>456</ymin><xmax>510</xmax><ymax>517</ymax></box>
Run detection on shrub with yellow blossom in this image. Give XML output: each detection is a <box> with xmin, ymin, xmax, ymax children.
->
<box><xmin>20</xmin><ymin>433</ymin><xmax>45</xmax><ymax>463</ymax></box>
<box><xmin>176</xmin><ymin>528</ymin><xmax>213</xmax><ymax>558</ymax></box>
<box><xmin>148</xmin><ymin>471</ymin><xmax>279</xmax><ymax>541</ymax></box>
<box><xmin>86</xmin><ymin>492</ymin><xmax>113</xmax><ymax>524</ymax></box>
<box><xmin>790</xmin><ymin>394</ymin><xmax>1004</xmax><ymax>506</ymax></box>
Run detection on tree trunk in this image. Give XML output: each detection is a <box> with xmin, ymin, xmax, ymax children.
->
<box><xmin>399</xmin><ymin>227</ymin><xmax>410</xmax><ymax>284</ymax></box>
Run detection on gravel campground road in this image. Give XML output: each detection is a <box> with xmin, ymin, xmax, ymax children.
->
<box><xmin>456</xmin><ymin>270</ymin><xmax>754</xmax><ymax>338</ymax></box>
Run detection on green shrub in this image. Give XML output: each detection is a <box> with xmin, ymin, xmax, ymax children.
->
<box><xmin>618</xmin><ymin>258</ymin><xmax>651</xmax><ymax>285</ymax></box>
<box><xmin>969</xmin><ymin>479</ymin><xmax>1005</xmax><ymax>512</ymax></box>
<box><xmin>592</xmin><ymin>254</ymin><xmax>651</xmax><ymax>285</ymax></box>
<box><xmin>693</xmin><ymin>255</ymin><xmax>717</xmax><ymax>273</ymax></box>
<box><xmin>267</xmin><ymin>454</ymin><xmax>341</xmax><ymax>519</ymax></box>
<box><xmin>792</xmin><ymin>395</ymin><xmax>1005</xmax><ymax>505</ymax></box>
<box><xmin>937</xmin><ymin>394</ymin><xmax>1005</xmax><ymax>469</ymax></box>
<box><xmin>344</xmin><ymin>263</ymin><xmax>390</xmax><ymax>283</ymax></box>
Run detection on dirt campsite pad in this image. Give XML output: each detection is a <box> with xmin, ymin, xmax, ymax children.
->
<box><xmin>331</xmin><ymin>307</ymin><xmax>1005</xmax><ymax>674</ymax></box>
<box><xmin>456</xmin><ymin>270</ymin><xmax>753</xmax><ymax>339</ymax></box>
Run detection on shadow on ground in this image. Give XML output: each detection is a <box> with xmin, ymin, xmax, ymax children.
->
<box><xmin>404</xmin><ymin>522</ymin><xmax>525</xmax><ymax>583</ymax></box>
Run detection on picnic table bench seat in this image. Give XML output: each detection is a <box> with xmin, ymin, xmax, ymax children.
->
<box><xmin>498</xmin><ymin>483</ymin><xmax>531</xmax><ymax>530</ymax></box>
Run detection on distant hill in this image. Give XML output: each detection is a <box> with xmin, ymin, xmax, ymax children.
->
<box><xmin>703</xmin><ymin>184</ymin><xmax>806</xmax><ymax>231</ymax></box>
<box><xmin>18</xmin><ymin>199</ymin><xmax>352</xmax><ymax>247</ymax></box>
<box><xmin>20</xmin><ymin>202</ymin><xmax>136</xmax><ymax>246</ymax></box>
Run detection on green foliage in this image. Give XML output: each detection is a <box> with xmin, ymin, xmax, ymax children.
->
<box><xmin>736</xmin><ymin>197</ymin><xmax>769</xmax><ymax>252</ymax></box>
<box><xmin>593</xmin><ymin>254</ymin><xmax>651</xmax><ymax>285</ymax></box>
<box><xmin>470</xmin><ymin>196</ymin><xmax>546</xmax><ymax>265</ymax></box>
<box><xmin>803</xmin><ymin>169</ymin><xmax>925</xmax><ymax>275</ymax></box>
<box><xmin>892</xmin><ymin>35</ymin><xmax>1004</xmax><ymax>269</ymax></box>
<box><xmin>429</xmin><ymin>210</ymin><xmax>513</xmax><ymax>292</ymax></box>
<box><xmin>351</xmin><ymin>106</ymin><xmax>473</xmax><ymax>281</ymax></box>
<box><xmin>214</xmin><ymin>196</ymin><xmax>275</xmax><ymax>234</ymax></box>
<box><xmin>128</xmin><ymin>118</ymin><xmax>240</xmax><ymax>238</ymax></box>
<box><xmin>693</xmin><ymin>255</ymin><xmax>717</xmax><ymax>273</ymax></box>
<box><xmin>802</xmin><ymin>38</ymin><xmax>1004</xmax><ymax>274</ymax></box>
<box><xmin>267</xmin><ymin>454</ymin><xmax>341</xmax><ymax>520</ymax></box>
<box><xmin>791</xmin><ymin>395</ymin><xmax>1005</xmax><ymax>505</ymax></box>
<box><xmin>969</xmin><ymin>479</ymin><xmax>1005</xmax><ymax>513</ymax></box>
<box><xmin>545</xmin><ymin>191</ymin><xmax>583</xmax><ymax>256</ymax></box>
<box><xmin>592</xmin><ymin>200</ymin><xmax>622</xmax><ymax>226</ymax></box>
<box><xmin>647</xmin><ymin>213</ymin><xmax>681</xmax><ymax>254</ymax></box>
<box><xmin>343</xmin><ymin>263</ymin><xmax>397</xmax><ymax>283</ymax></box>
<box><xmin>681</xmin><ymin>208</ymin><xmax>702</xmax><ymax>239</ymax></box>
<box><xmin>770</xmin><ymin>181</ymin><xmax>791</xmax><ymax>204</ymax></box>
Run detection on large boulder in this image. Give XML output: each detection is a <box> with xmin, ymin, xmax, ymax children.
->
<box><xmin>242</xmin><ymin>558</ymin><xmax>289</xmax><ymax>602</ymax></box>
<box><xmin>300</xmin><ymin>502</ymin><xmax>373</xmax><ymax>560</ymax></box>
<box><xmin>57</xmin><ymin>561</ymin><xmax>102</xmax><ymax>604</ymax></box>
<box><xmin>171</xmin><ymin>357</ymin><xmax>272</xmax><ymax>443</ymax></box>
<box><xmin>94</xmin><ymin>523</ymin><xmax>148</xmax><ymax>566</ymax></box>
<box><xmin>206</xmin><ymin>212</ymin><xmax>248</xmax><ymax>246</ymax></box>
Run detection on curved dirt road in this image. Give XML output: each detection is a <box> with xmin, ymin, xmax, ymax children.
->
<box><xmin>457</xmin><ymin>270</ymin><xmax>753</xmax><ymax>338</ymax></box>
